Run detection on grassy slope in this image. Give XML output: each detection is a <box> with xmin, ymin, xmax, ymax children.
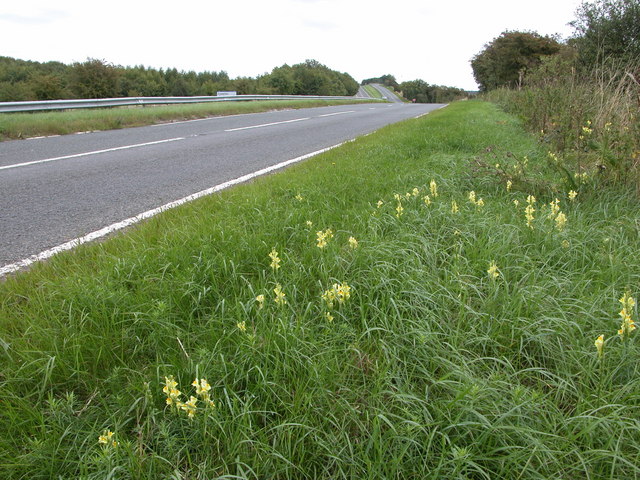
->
<box><xmin>362</xmin><ymin>85</ymin><xmax>383</xmax><ymax>99</ymax></box>
<box><xmin>0</xmin><ymin>99</ymin><xmax>376</xmax><ymax>141</ymax></box>
<box><xmin>1</xmin><ymin>100</ymin><xmax>639</xmax><ymax>479</ymax></box>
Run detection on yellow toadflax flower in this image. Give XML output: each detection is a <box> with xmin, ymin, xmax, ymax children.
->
<box><xmin>316</xmin><ymin>229</ymin><xmax>334</xmax><ymax>248</ymax></box>
<box><xmin>451</xmin><ymin>201</ymin><xmax>459</xmax><ymax>214</ymax></box>
<box><xmin>268</xmin><ymin>248</ymin><xmax>281</xmax><ymax>270</ymax></box>
<box><xmin>274</xmin><ymin>283</ymin><xmax>287</xmax><ymax>305</ymax></box>
<box><xmin>430</xmin><ymin>179</ymin><xmax>438</xmax><ymax>198</ymax></box>
<box><xmin>412</xmin><ymin>187</ymin><xmax>420</xmax><ymax>197</ymax></box>
<box><xmin>377</xmin><ymin>200</ymin><xmax>384</xmax><ymax>208</ymax></box>
<box><xmin>487</xmin><ymin>261</ymin><xmax>499</xmax><ymax>279</ymax></box>
<box><xmin>594</xmin><ymin>334</ymin><xmax>604</xmax><ymax>358</ymax></box>
<box><xmin>98</xmin><ymin>430</ymin><xmax>118</xmax><ymax>448</ymax></box>
<box><xmin>468</xmin><ymin>191</ymin><xmax>477</xmax><ymax>205</ymax></box>
<box><xmin>568</xmin><ymin>190</ymin><xmax>578</xmax><ymax>201</ymax></box>
<box><xmin>348</xmin><ymin>236</ymin><xmax>358</xmax><ymax>249</ymax></box>
<box><xmin>549</xmin><ymin>199</ymin><xmax>560</xmax><ymax>218</ymax></box>
<box><xmin>306</xmin><ymin>220</ymin><xmax>313</xmax><ymax>227</ymax></box>
<box><xmin>423</xmin><ymin>195</ymin><xmax>431</xmax><ymax>206</ymax></box>
<box><xmin>395</xmin><ymin>202</ymin><xmax>404</xmax><ymax>218</ymax></box>
<box><xmin>525</xmin><ymin>204</ymin><xmax>535</xmax><ymax>229</ymax></box>
<box><xmin>555</xmin><ymin>212</ymin><xmax>567</xmax><ymax>231</ymax></box>
<box><xmin>237</xmin><ymin>321</ymin><xmax>247</xmax><ymax>332</ymax></box>
<box><xmin>255</xmin><ymin>294</ymin><xmax>265</xmax><ymax>309</ymax></box>
<box><xmin>325</xmin><ymin>312</ymin><xmax>334</xmax><ymax>323</ymax></box>
<box><xmin>180</xmin><ymin>396</ymin><xmax>198</xmax><ymax>419</ymax></box>
<box><xmin>163</xmin><ymin>376</ymin><xmax>182</xmax><ymax>407</ymax></box>
<box><xmin>295</xmin><ymin>193</ymin><xmax>303</xmax><ymax>201</ymax></box>
<box><xmin>192</xmin><ymin>378</ymin><xmax>215</xmax><ymax>408</ymax></box>
<box><xmin>506</xmin><ymin>180</ymin><xmax>512</xmax><ymax>191</ymax></box>
<box><xmin>618</xmin><ymin>292</ymin><xmax>636</xmax><ymax>338</ymax></box>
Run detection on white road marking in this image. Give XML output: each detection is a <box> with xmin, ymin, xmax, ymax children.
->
<box><xmin>318</xmin><ymin>111</ymin><xmax>355</xmax><ymax>117</ymax></box>
<box><xmin>224</xmin><ymin>117</ymin><xmax>310</xmax><ymax>132</ymax></box>
<box><xmin>0</xmin><ymin>141</ymin><xmax>348</xmax><ymax>277</ymax></box>
<box><xmin>414</xmin><ymin>112</ymin><xmax>430</xmax><ymax>119</ymax></box>
<box><xmin>0</xmin><ymin>137</ymin><xmax>185</xmax><ymax>172</ymax></box>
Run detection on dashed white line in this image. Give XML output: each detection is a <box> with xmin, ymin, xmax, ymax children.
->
<box><xmin>224</xmin><ymin>117</ymin><xmax>310</xmax><ymax>132</ymax></box>
<box><xmin>0</xmin><ymin>141</ymin><xmax>348</xmax><ymax>277</ymax></box>
<box><xmin>0</xmin><ymin>137</ymin><xmax>185</xmax><ymax>172</ymax></box>
<box><xmin>318</xmin><ymin>111</ymin><xmax>355</xmax><ymax>117</ymax></box>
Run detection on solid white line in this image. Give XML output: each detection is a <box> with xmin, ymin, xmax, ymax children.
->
<box><xmin>0</xmin><ymin>137</ymin><xmax>185</xmax><ymax>172</ymax></box>
<box><xmin>224</xmin><ymin>117</ymin><xmax>310</xmax><ymax>132</ymax></box>
<box><xmin>318</xmin><ymin>110</ymin><xmax>355</xmax><ymax>117</ymax></box>
<box><xmin>0</xmin><ymin>141</ymin><xmax>347</xmax><ymax>277</ymax></box>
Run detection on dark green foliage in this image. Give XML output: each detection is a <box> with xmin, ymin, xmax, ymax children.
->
<box><xmin>471</xmin><ymin>31</ymin><xmax>562</xmax><ymax>91</ymax></box>
<box><xmin>361</xmin><ymin>74</ymin><xmax>400</xmax><ymax>90</ymax></box>
<box><xmin>399</xmin><ymin>79</ymin><xmax>468</xmax><ymax>103</ymax></box>
<box><xmin>0</xmin><ymin>56</ymin><xmax>357</xmax><ymax>102</ymax></box>
<box><xmin>570</xmin><ymin>0</ymin><xmax>640</xmax><ymax>66</ymax></box>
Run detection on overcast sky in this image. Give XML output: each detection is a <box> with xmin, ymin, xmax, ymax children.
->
<box><xmin>1</xmin><ymin>0</ymin><xmax>585</xmax><ymax>91</ymax></box>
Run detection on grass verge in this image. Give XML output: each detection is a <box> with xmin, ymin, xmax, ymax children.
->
<box><xmin>0</xmin><ymin>99</ymin><xmax>378</xmax><ymax>141</ymax></box>
<box><xmin>1</xmin><ymin>100</ymin><xmax>639</xmax><ymax>478</ymax></box>
<box><xmin>362</xmin><ymin>85</ymin><xmax>383</xmax><ymax>98</ymax></box>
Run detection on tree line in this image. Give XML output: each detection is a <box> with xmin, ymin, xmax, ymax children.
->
<box><xmin>0</xmin><ymin>58</ymin><xmax>359</xmax><ymax>102</ymax></box>
<box><xmin>470</xmin><ymin>0</ymin><xmax>640</xmax><ymax>91</ymax></box>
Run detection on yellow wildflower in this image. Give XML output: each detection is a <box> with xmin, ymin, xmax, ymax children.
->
<box><xmin>525</xmin><ymin>204</ymin><xmax>535</xmax><ymax>229</ymax></box>
<box><xmin>348</xmin><ymin>236</ymin><xmax>358</xmax><ymax>249</ymax></box>
<box><xmin>617</xmin><ymin>292</ymin><xmax>636</xmax><ymax>338</ymax></box>
<box><xmin>395</xmin><ymin>202</ymin><xmax>404</xmax><ymax>218</ymax></box>
<box><xmin>163</xmin><ymin>376</ymin><xmax>182</xmax><ymax>407</ymax></box>
<box><xmin>430</xmin><ymin>179</ymin><xmax>438</xmax><ymax>198</ymax></box>
<box><xmin>325</xmin><ymin>312</ymin><xmax>334</xmax><ymax>323</ymax></box>
<box><xmin>549</xmin><ymin>198</ymin><xmax>560</xmax><ymax>217</ymax></box>
<box><xmin>192</xmin><ymin>378</ymin><xmax>215</xmax><ymax>408</ymax></box>
<box><xmin>98</xmin><ymin>430</ymin><xmax>118</xmax><ymax>448</ymax></box>
<box><xmin>555</xmin><ymin>212</ymin><xmax>567</xmax><ymax>231</ymax></box>
<box><xmin>594</xmin><ymin>334</ymin><xmax>604</xmax><ymax>358</ymax></box>
<box><xmin>468</xmin><ymin>191</ymin><xmax>477</xmax><ymax>205</ymax></box>
<box><xmin>376</xmin><ymin>200</ymin><xmax>383</xmax><ymax>208</ymax></box>
<box><xmin>423</xmin><ymin>195</ymin><xmax>431</xmax><ymax>206</ymax></box>
<box><xmin>526</xmin><ymin>195</ymin><xmax>536</xmax><ymax>205</ymax></box>
<box><xmin>236</xmin><ymin>321</ymin><xmax>247</xmax><ymax>332</ymax></box>
<box><xmin>506</xmin><ymin>180</ymin><xmax>512</xmax><ymax>191</ymax></box>
<box><xmin>181</xmin><ymin>396</ymin><xmax>198</xmax><ymax>419</ymax></box>
<box><xmin>306</xmin><ymin>220</ymin><xmax>313</xmax><ymax>227</ymax></box>
<box><xmin>316</xmin><ymin>229</ymin><xmax>334</xmax><ymax>249</ymax></box>
<box><xmin>274</xmin><ymin>283</ymin><xmax>287</xmax><ymax>305</ymax></box>
<box><xmin>487</xmin><ymin>261</ymin><xmax>499</xmax><ymax>279</ymax></box>
<box><xmin>412</xmin><ymin>187</ymin><xmax>420</xmax><ymax>197</ymax></box>
<box><xmin>513</xmin><ymin>199</ymin><xmax>519</xmax><ymax>208</ymax></box>
<box><xmin>476</xmin><ymin>198</ymin><xmax>485</xmax><ymax>208</ymax></box>
<box><xmin>255</xmin><ymin>294</ymin><xmax>265</xmax><ymax>309</ymax></box>
<box><xmin>295</xmin><ymin>193</ymin><xmax>303</xmax><ymax>201</ymax></box>
<box><xmin>568</xmin><ymin>190</ymin><xmax>578</xmax><ymax>201</ymax></box>
<box><xmin>451</xmin><ymin>201</ymin><xmax>459</xmax><ymax>214</ymax></box>
<box><xmin>269</xmin><ymin>248</ymin><xmax>281</xmax><ymax>270</ymax></box>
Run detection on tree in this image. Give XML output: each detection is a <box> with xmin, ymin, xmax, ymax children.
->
<box><xmin>69</xmin><ymin>58</ymin><xmax>120</xmax><ymax>98</ymax></box>
<box><xmin>570</xmin><ymin>0</ymin><xmax>640</xmax><ymax>66</ymax></box>
<box><xmin>471</xmin><ymin>31</ymin><xmax>561</xmax><ymax>91</ymax></box>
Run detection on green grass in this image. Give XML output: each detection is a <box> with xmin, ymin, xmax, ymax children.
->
<box><xmin>0</xmin><ymin>99</ymin><xmax>377</xmax><ymax>141</ymax></box>
<box><xmin>362</xmin><ymin>85</ymin><xmax>383</xmax><ymax>99</ymax></box>
<box><xmin>1</xmin><ymin>100</ymin><xmax>639</xmax><ymax>479</ymax></box>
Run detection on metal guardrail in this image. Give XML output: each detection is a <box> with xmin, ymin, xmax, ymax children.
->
<box><xmin>0</xmin><ymin>95</ymin><xmax>383</xmax><ymax>113</ymax></box>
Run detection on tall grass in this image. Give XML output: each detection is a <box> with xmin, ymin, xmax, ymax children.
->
<box><xmin>485</xmin><ymin>57</ymin><xmax>640</xmax><ymax>191</ymax></box>
<box><xmin>1</xmin><ymin>101</ymin><xmax>639</xmax><ymax>478</ymax></box>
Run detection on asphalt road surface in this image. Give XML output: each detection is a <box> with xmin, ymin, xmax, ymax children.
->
<box><xmin>0</xmin><ymin>102</ymin><xmax>445</xmax><ymax>272</ymax></box>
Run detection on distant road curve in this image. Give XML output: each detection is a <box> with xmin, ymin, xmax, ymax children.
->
<box><xmin>370</xmin><ymin>84</ymin><xmax>404</xmax><ymax>103</ymax></box>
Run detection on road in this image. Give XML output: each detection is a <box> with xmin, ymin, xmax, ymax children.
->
<box><xmin>0</xmin><ymin>102</ymin><xmax>445</xmax><ymax>273</ymax></box>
